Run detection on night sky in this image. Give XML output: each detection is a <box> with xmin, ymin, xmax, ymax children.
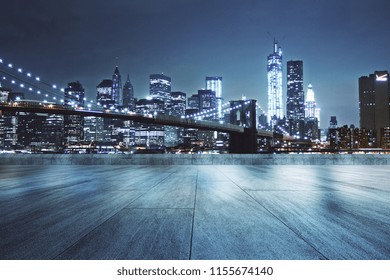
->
<box><xmin>1</xmin><ymin>0</ymin><xmax>389</xmax><ymax>127</ymax></box>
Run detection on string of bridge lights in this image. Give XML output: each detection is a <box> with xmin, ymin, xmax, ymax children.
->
<box><xmin>182</xmin><ymin>100</ymin><xmax>259</xmax><ymax>120</ymax></box>
<box><xmin>256</xmin><ymin>104</ymin><xmax>267</xmax><ymax>116</ymax></box>
<box><xmin>0</xmin><ymin>57</ymin><xmax>95</xmax><ymax>106</ymax></box>
<box><xmin>1</xmin><ymin>56</ymin><xmax>289</xmax><ymax>134</ymax></box>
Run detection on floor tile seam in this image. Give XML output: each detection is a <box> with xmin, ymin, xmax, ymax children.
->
<box><xmin>121</xmin><ymin>170</ymin><xmax>178</xmax><ymax>209</ymax></box>
<box><xmin>52</xmin><ymin>205</ymin><xmax>132</xmax><ymax>260</ymax></box>
<box><xmin>52</xmin><ymin>188</ymin><xmax>153</xmax><ymax>260</ymax></box>
<box><xmin>188</xmin><ymin>167</ymin><xmax>199</xmax><ymax>260</ymax></box>
<box><xmin>51</xmin><ymin>169</ymin><xmax>180</xmax><ymax>259</ymax></box>
<box><xmin>216</xmin><ymin>166</ymin><xmax>329</xmax><ymax>260</ymax></box>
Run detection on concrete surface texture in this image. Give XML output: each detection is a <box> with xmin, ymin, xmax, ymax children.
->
<box><xmin>0</xmin><ymin>164</ymin><xmax>389</xmax><ymax>259</ymax></box>
<box><xmin>1</xmin><ymin>153</ymin><xmax>390</xmax><ymax>165</ymax></box>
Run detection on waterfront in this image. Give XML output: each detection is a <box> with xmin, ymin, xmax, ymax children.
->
<box><xmin>0</xmin><ymin>162</ymin><xmax>389</xmax><ymax>259</ymax></box>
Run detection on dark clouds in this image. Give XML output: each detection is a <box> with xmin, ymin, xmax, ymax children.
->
<box><xmin>0</xmin><ymin>0</ymin><xmax>389</xmax><ymax>126</ymax></box>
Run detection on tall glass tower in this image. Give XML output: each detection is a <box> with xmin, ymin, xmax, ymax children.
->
<box><xmin>287</xmin><ymin>60</ymin><xmax>304</xmax><ymax>137</ymax></box>
<box><xmin>267</xmin><ymin>40</ymin><xmax>283</xmax><ymax>124</ymax></box>
<box><xmin>206</xmin><ymin>77</ymin><xmax>222</xmax><ymax>119</ymax></box>
<box><xmin>286</xmin><ymin>60</ymin><xmax>304</xmax><ymax>120</ymax></box>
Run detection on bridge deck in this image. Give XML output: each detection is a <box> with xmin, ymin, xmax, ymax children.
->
<box><xmin>0</xmin><ymin>164</ymin><xmax>389</xmax><ymax>259</ymax></box>
<box><xmin>0</xmin><ymin>103</ymin><xmax>277</xmax><ymax>138</ymax></box>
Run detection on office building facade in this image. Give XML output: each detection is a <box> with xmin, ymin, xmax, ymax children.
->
<box><xmin>135</xmin><ymin>98</ymin><xmax>165</xmax><ymax>147</ymax></box>
<box><xmin>286</xmin><ymin>60</ymin><xmax>305</xmax><ymax>138</ymax></box>
<box><xmin>64</xmin><ymin>81</ymin><xmax>85</xmax><ymax>144</ymax></box>
<box><xmin>96</xmin><ymin>79</ymin><xmax>114</xmax><ymax>109</ymax></box>
<box><xmin>359</xmin><ymin>71</ymin><xmax>390</xmax><ymax>147</ymax></box>
<box><xmin>150</xmin><ymin>74</ymin><xmax>171</xmax><ymax>112</ymax></box>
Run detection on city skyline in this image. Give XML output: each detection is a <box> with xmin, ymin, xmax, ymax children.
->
<box><xmin>1</xmin><ymin>0</ymin><xmax>390</xmax><ymax>126</ymax></box>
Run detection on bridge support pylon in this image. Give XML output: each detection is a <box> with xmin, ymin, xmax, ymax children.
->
<box><xmin>229</xmin><ymin>128</ymin><xmax>258</xmax><ymax>154</ymax></box>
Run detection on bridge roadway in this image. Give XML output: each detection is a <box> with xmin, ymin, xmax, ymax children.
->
<box><xmin>0</xmin><ymin>103</ymin><xmax>291</xmax><ymax>140</ymax></box>
<box><xmin>0</xmin><ymin>163</ymin><xmax>389</xmax><ymax>259</ymax></box>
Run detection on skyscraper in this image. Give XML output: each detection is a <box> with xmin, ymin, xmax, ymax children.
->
<box><xmin>64</xmin><ymin>81</ymin><xmax>85</xmax><ymax>144</ymax></box>
<box><xmin>170</xmin><ymin>91</ymin><xmax>186</xmax><ymax>117</ymax></box>
<box><xmin>150</xmin><ymin>74</ymin><xmax>171</xmax><ymax>112</ymax></box>
<box><xmin>305</xmin><ymin>83</ymin><xmax>317</xmax><ymax>119</ymax></box>
<box><xmin>188</xmin><ymin>94</ymin><xmax>200</xmax><ymax>111</ymax></box>
<box><xmin>96</xmin><ymin>79</ymin><xmax>114</xmax><ymax>109</ymax></box>
<box><xmin>267</xmin><ymin>40</ymin><xmax>283</xmax><ymax>124</ymax></box>
<box><xmin>122</xmin><ymin>74</ymin><xmax>135</xmax><ymax>111</ymax></box>
<box><xmin>206</xmin><ymin>77</ymin><xmax>222</xmax><ymax>119</ymax></box>
<box><xmin>198</xmin><ymin>89</ymin><xmax>217</xmax><ymax>119</ymax></box>
<box><xmin>286</xmin><ymin>60</ymin><xmax>304</xmax><ymax>137</ymax></box>
<box><xmin>359</xmin><ymin>71</ymin><xmax>390</xmax><ymax>147</ymax></box>
<box><xmin>64</xmin><ymin>81</ymin><xmax>85</xmax><ymax>107</ymax></box>
<box><xmin>329</xmin><ymin>116</ymin><xmax>338</xmax><ymax>129</ymax></box>
<box><xmin>135</xmin><ymin>98</ymin><xmax>165</xmax><ymax>147</ymax></box>
<box><xmin>304</xmin><ymin>83</ymin><xmax>320</xmax><ymax>140</ymax></box>
<box><xmin>112</xmin><ymin>65</ymin><xmax>122</xmax><ymax>107</ymax></box>
<box><xmin>166</xmin><ymin>91</ymin><xmax>187</xmax><ymax>146</ymax></box>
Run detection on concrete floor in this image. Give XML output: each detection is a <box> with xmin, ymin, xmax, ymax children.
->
<box><xmin>0</xmin><ymin>165</ymin><xmax>389</xmax><ymax>260</ymax></box>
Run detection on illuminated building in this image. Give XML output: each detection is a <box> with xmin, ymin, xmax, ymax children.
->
<box><xmin>170</xmin><ymin>91</ymin><xmax>186</xmax><ymax>116</ymax></box>
<box><xmin>328</xmin><ymin>125</ymin><xmax>376</xmax><ymax>150</ymax></box>
<box><xmin>267</xmin><ymin>40</ymin><xmax>283</xmax><ymax>124</ymax></box>
<box><xmin>0</xmin><ymin>91</ymin><xmax>24</xmax><ymax>150</ymax></box>
<box><xmin>329</xmin><ymin>116</ymin><xmax>338</xmax><ymax>129</ymax></box>
<box><xmin>96</xmin><ymin>79</ymin><xmax>114</xmax><ymax>109</ymax></box>
<box><xmin>183</xmin><ymin>100</ymin><xmax>199</xmax><ymax>147</ymax></box>
<box><xmin>64</xmin><ymin>81</ymin><xmax>85</xmax><ymax>144</ymax></box>
<box><xmin>198</xmin><ymin>89</ymin><xmax>216</xmax><ymax>119</ymax></box>
<box><xmin>41</xmin><ymin>114</ymin><xmax>64</xmax><ymax>152</ymax></box>
<box><xmin>380</xmin><ymin>127</ymin><xmax>390</xmax><ymax>149</ymax></box>
<box><xmin>166</xmin><ymin>91</ymin><xmax>187</xmax><ymax>146</ymax></box>
<box><xmin>304</xmin><ymin>83</ymin><xmax>320</xmax><ymax>140</ymax></box>
<box><xmin>0</xmin><ymin>86</ymin><xmax>12</xmax><ymax>148</ymax></box>
<box><xmin>96</xmin><ymin>79</ymin><xmax>121</xmax><ymax>144</ymax></box>
<box><xmin>121</xmin><ymin>74</ymin><xmax>136</xmax><ymax>146</ymax></box>
<box><xmin>305</xmin><ymin>83</ymin><xmax>320</xmax><ymax>126</ymax></box>
<box><xmin>206</xmin><ymin>77</ymin><xmax>222</xmax><ymax>119</ymax></box>
<box><xmin>286</xmin><ymin>60</ymin><xmax>305</xmax><ymax>138</ymax></box>
<box><xmin>359</xmin><ymin>71</ymin><xmax>390</xmax><ymax>147</ymax></box>
<box><xmin>84</xmin><ymin>116</ymin><xmax>100</xmax><ymax>142</ymax></box>
<box><xmin>305</xmin><ymin>83</ymin><xmax>317</xmax><ymax>119</ymax></box>
<box><xmin>150</xmin><ymin>74</ymin><xmax>171</xmax><ymax>112</ymax></box>
<box><xmin>0</xmin><ymin>85</ymin><xmax>11</xmax><ymax>102</ymax></box>
<box><xmin>188</xmin><ymin>94</ymin><xmax>200</xmax><ymax>111</ymax></box>
<box><xmin>135</xmin><ymin>98</ymin><xmax>165</xmax><ymax>147</ymax></box>
<box><xmin>122</xmin><ymin>74</ymin><xmax>135</xmax><ymax>111</ymax></box>
<box><xmin>112</xmin><ymin>65</ymin><xmax>122</xmax><ymax>107</ymax></box>
<box><xmin>183</xmin><ymin>90</ymin><xmax>216</xmax><ymax>148</ymax></box>
<box><xmin>16</xmin><ymin>112</ymin><xmax>46</xmax><ymax>151</ymax></box>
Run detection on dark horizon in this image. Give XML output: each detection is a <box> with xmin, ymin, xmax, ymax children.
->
<box><xmin>1</xmin><ymin>0</ymin><xmax>390</xmax><ymax>127</ymax></box>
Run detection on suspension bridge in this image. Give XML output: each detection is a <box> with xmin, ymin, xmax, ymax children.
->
<box><xmin>0</xmin><ymin>56</ymin><xmax>293</xmax><ymax>153</ymax></box>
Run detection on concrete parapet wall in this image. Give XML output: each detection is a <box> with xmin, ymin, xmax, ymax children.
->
<box><xmin>1</xmin><ymin>154</ymin><xmax>390</xmax><ymax>165</ymax></box>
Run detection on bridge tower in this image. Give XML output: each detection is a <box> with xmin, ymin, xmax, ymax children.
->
<box><xmin>229</xmin><ymin>99</ymin><xmax>258</xmax><ymax>153</ymax></box>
